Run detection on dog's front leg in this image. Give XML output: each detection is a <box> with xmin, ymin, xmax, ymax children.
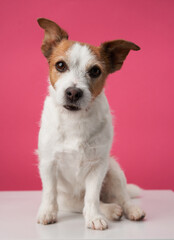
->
<box><xmin>37</xmin><ymin>161</ymin><xmax>58</xmax><ymax>225</ymax></box>
<box><xmin>83</xmin><ymin>161</ymin><xmax>108</xmax><ymax>230</ymax></box>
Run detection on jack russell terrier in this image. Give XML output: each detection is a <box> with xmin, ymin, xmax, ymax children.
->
<box><xmin>37</xmin><ymin>18</ymin><xmax>146</xmax><ymax>230</ymax></box>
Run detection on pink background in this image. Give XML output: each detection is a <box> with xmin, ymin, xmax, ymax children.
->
<box><xmin>0</xmin><ymin>0</ymin><xmax>174</xmax><ymax>190</ymax></box>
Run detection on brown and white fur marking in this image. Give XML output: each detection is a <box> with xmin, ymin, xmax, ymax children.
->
<box><xmin>37</xmin><ymin>18</ymin><xmax>146</xmax><ymax>230</ymax></box>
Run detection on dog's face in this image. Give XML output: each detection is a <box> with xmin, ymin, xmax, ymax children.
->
<box><xmin>38</xmin><ymin>18</ymin><xmax>140</xmax><ymax>111</ymax></box>
<box><xmin>49</xmin><ymin>39</ymin><xmax>107</xmax><ymax>111</ymax></box>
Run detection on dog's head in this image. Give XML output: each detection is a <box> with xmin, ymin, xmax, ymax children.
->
<box><xmin>37</xmin><ymin>18</ymin><xmax>140</xmax><ymax>112</ymax></box>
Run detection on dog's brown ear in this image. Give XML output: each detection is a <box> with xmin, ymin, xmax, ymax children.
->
<box><xmin>100</xmin><ymin>40</ymin><xmax>140</xmax><ymax>73</ymax></box>
<box><xmin>37</xmin><ymin>18</ymin><xmax>68</xmax><ymax>58</ymax></box>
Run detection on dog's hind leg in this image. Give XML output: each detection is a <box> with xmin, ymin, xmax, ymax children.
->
<box><xmin>100</xmin><ymin>202</ymin><xmax>123</xmax><ymax>221</ymax></box>
<box><xmin>100</xmin><ymin>157</ymin><xmax>146</xmax><ymax>221</ymax></box>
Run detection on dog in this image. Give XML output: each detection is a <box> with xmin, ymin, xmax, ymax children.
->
<box><xmin>36</xmin><ymin>18</ymin><xmax>146</xmax><ymax>230</ymax></box>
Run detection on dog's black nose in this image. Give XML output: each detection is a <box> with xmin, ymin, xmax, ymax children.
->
<box><xmin>65</xmin><ymin>87</ymin><xmax>83</xmax><ymax>102</ymax></box>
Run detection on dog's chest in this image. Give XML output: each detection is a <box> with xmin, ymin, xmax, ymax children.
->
<box><xmin>39</xmin><ymin>94</ymin><xmax>113</xmax><ymax>188</ymax></box>
<box><xmin>56</xmin><ymin>116</ymin><xmax>95</xmax><ymax>165</ymax></box>
<box><xmin>54</xmin><ymin>113</ymin><xmax>88</xmax><ymax>153</ymax></box>
<box><xmin>55</xmin><ymin>124</ymin><xmax>94</xmax><ymax>191</ymax></box>
<box><xmin>54</xmin><ymin>110</ymin><xmax>107</xmax><ymax>185</ymax></box>
<box><xmin>57</xmin><ymin>150</ymin><xmax>89</xmax><ymax>186</ymax></box>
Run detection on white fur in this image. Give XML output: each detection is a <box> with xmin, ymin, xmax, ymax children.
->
<box><xmin>127</xmin><ymin>184</ymin><xmax>142</xmax><ymax>198</ymax></box>
<box><xmin>37</xmin><ymin>43</ymin><xmax>145</xmax><ymax>230</ymax></box>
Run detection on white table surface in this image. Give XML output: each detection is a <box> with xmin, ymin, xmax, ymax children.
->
<box><xmin>0</xmin><ymin>190</ymin><xmax>174</xmax><ymax>240</ymax></box>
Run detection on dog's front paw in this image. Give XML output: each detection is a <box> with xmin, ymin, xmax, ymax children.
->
<box><xmin>86</xmin><ymin>216</ymin><xmax>108</xmax><ymax>230</ymax></box>
<box><xmin>125</xmin><ymin>205</ymin><xmax>146</xmax><ymax>221</ymax></box>
<box><xmin>37</xmin><ymin>204</ymin><xmax>58</xmax><ymax>225</ymax></box>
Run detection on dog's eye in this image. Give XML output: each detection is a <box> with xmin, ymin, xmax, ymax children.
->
<box><xmin>88</xmin><ymin>66</ymin><xmax>101</xmax><ymax>78</ymax></box>
<box><xmin>55</xmin><ymin>61</ymin><xmax>67</xmax><ymax>72</ymax></box>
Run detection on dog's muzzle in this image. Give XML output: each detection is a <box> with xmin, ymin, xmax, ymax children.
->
<box><xmin>64</xmin><ymin>87</ymin><xmax>83</xmax><ymax>111</ymax></box>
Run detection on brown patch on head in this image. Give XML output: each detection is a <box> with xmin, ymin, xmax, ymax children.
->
<box><xmin>86</xmin><ymin>45</ymin><xmax>108</xmax><ymax>99</ymax></box>
<box><xmin>48</xmin><ymin>39</ymin><xmax>75</xmax><ymax>86</ymax></box>
<box><xmin>89</xmin><ymin>74</ymin><xmax>107</xmax><ymax>99</ymax></box>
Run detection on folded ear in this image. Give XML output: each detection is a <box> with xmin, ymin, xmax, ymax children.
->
<box><xmin>100</xmin><ymin>40</ymin><xmax>140</xmax><ymax>73</ymax></box>
<box><xmin>37</xmin><ymin>18</ymin><xmax>68</xmax><ymax>58</ymax></box>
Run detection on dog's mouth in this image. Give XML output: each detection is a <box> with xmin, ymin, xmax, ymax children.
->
<box><xmin>63</xmin><ymin>105</ymin><xmax>81</xmax><ymax>111</ymax></box>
